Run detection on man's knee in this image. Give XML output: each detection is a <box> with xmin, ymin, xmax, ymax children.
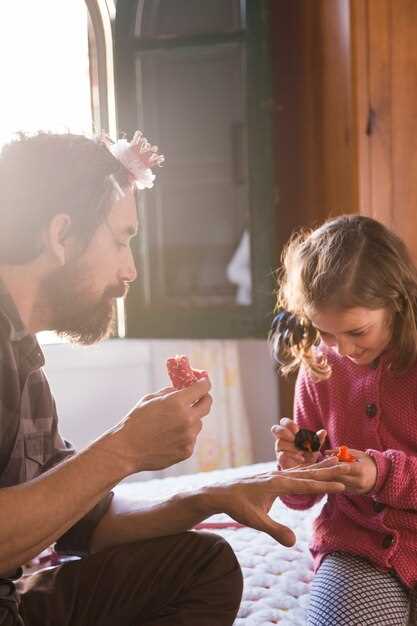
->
<box><xmin>0</xmin><ymin>579</ymin><xmax>22</xmax><ymax>626</ymax></box>
<box><xmin>0</xmin><ymin>606</ymin><xmax>21</xmax><ymax>626</ymax></box>
<box><xmin>194</xmin><ymin>532</ymin><xmax>243</xmax><ymax>609</ymax></box>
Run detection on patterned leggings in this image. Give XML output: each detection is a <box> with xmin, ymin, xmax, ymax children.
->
<box><xmin>307</xmin><ymin>552</ymin><xmax>417</xmax><ymax>626</ymax></box>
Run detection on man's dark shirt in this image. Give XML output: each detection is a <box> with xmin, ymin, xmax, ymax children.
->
<box><xmin>0</xmin><ymin>283</ymin><xmax>113</xmax><ymax>579</ymax></box>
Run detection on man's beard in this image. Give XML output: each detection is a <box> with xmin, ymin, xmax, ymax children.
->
<box><xmin>40</xmin><ymin>259</ymin><xmax>127</xmax><ymax>345</ymax></box>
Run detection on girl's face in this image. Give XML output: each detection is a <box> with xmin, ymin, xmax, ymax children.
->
<box><xmin>309</xmin><ymin>306</ymin><xmax>393</xmax><ymax>366</ymax></box>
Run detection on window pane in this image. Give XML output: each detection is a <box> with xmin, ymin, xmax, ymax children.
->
<box><xmin>135</xmin><ymin>0</ymin><xmax>245</xmax><ymax>39</ymax></box>
<box><xmin>136</xmin><ymin>43</ymin><xmax>251</xmax><ymax>307</ymax></box>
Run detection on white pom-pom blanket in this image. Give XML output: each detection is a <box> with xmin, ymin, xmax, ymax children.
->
<box><xmin>117</xmin><ymin>462</ymin><xmax>324</xmax><ymax>625</ymax></box>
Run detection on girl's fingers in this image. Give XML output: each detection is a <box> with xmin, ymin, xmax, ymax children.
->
<box><xmin>271</xmin><ymin>425</ymin><xmax>296</xmax><ymax>443</ymax></box>
<box><xmin>279</xmin><ymin>417</ymin><xmax>299</xmax><ymax>434</ymax></box>
<box><xmin>275</xmin><ymin>439</ymin><xmax>299</xmax><ymax>453</ymax></box>
<box><xmin>277</xmin><ymin>451</ymin><xmax>305</xmax><ymax>467</ymax></box>
<box><xmin>317</xmin><ymin>429</ymin><xmax>327</xmax><ymax>447</ymax></box>
<box><xmin>303</xmin><ymin>450</ymin><xmax>318</xmax><ymax>465</ymax></box>
<box><xmin>326</xmin><ymin>447</ymin><xmax>363</xmax><ymax>458</ymax></box>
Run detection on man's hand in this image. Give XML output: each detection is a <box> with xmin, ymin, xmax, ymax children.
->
<box><xmin>325</xmin><ymin>449</ymin><xmax>377</xmax><ymax>495</ymax></box>
<box><xmin>201</xmin><ymin>458</ymin><xmax>350</xmax><ymax>547</ymax></box>
<box><xmin>108</xmin><ymin>378</ymin><xmax>212</xmax><ymax>473</ymax></box>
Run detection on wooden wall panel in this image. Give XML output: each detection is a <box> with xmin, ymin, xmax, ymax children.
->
<box><xmin>391</xmin><ymin>0</ymin><xmax>417</xmax><ymax>255</ymax></box>
<box><xmin>270</xmin><ymin>0</ymin><xmax>355</xmax><ymax>243</ymax></box>
<box><xmin>350</xmin><ymin>0</ymin><xmax>371</xmax><ymax>213</ymax></box>
<box><xmin>352</xmin><ymin>0</ymin><xmax>393</xmax><ymax>224</ymax></box>
<box><xmin>353</xmin><ymin>0</ymin><xmax>417</xmax><ymax>259</ymax></box>
<box><xmin>269</xmin><ymin>0</ymin><xmax>356</xmax><ymax>418</ymax></box>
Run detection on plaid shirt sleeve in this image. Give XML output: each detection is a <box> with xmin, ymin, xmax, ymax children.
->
<box><xmin>44</xmin><ymin>397</ymin><xmax>115</xmax><ymax>557</ymax></box>
<box><xmin>0</xmin><ymin>290</ymin><xmax>115</xmax><ymax>560</ymax></box>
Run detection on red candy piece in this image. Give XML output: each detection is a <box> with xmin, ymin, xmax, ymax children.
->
<box><xmin>166</xmin><ymin>355</ymin><xmax>207</xmax><ymax>390</ymax></box>
<box><xmin>337</xmin><ymin>445</ymin><xmax>356</xmax><ymax>463</ymax></box>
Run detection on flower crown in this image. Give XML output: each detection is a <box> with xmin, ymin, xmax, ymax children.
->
<box><xmin>101</xmin><ymin>130</ymin><xmax>165</xmax><ymax>190</ymax></box>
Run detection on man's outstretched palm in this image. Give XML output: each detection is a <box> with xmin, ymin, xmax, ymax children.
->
<box><xmin>207</xmin><ymin>459</ymin><xmax>349</xmax><ymax>546</ymax></box>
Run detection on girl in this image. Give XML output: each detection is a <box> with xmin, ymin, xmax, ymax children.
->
<box><xmin>270</xmin><ymin>215</ymin><xmax>417</xmax><ymax>625</ymax></box>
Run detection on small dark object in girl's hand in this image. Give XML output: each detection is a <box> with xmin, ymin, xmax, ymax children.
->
<box><xmin>294</xmin><ymin>428</ymin><xmax>321</xmax><ymax>453</ymax></box>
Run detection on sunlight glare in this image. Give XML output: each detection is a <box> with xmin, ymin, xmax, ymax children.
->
<box><xmin>0</xmin><ymin>0</ymin><xmax>92</xmax><ymax>149</ymax></box>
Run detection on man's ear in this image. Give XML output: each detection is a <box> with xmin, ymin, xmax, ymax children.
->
<box><xmin>44</xmin><ymin>214</ymin><xmax>72</xmax><ymax>265</ymax></box>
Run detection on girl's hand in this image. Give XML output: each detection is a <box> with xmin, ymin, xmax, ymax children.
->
<box><xmin>325</xmin><ymin>448</ymin><xmax>377</xmax><ymax>494</ymax></box>
<box><xmin>271</xmin><ymin>418</ymin><xmax>327</xmax><ymax>470</ymax></box>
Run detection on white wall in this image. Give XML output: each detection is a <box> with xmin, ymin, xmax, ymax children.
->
<box><xmin>43</xmin><ymin>338</ymin><xmax>278</xmax><ymax>481</ymax></box>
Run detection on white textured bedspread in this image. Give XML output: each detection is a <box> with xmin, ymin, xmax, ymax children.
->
<box><xmin>116</xmin><ymin>462</ymin><xmax>324</xmax><ymax>625</ymax></box>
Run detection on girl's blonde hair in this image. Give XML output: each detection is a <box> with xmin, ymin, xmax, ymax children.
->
<box><xmin>271</xmin><ymin>215</ymin><xmax>417</xmax><ymax>380</ymax></box>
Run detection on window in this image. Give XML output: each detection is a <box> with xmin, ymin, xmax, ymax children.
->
<box><xmin>114</xmin><ymin>0</ymin><xmax>276</xmax><ymax>338</ymax></box>
<box><xmin>0</xmin><ymin>1</ymin><xmax>92</xmax><ymax>146</ymax></box>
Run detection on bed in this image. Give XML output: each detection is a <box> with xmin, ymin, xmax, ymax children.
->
<box><xmin>116</xmin><ymin>462</ymin><xmax>323</xmax><ymax>625</ymax></box>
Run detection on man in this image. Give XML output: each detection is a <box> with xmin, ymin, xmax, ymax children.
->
<box><xmin>0</xmin><ymin>132</ymin><xmax>349</xmax><ymax>626</ymax></box>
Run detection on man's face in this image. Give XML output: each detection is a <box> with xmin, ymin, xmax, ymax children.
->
<box><xmin>42</xmin><ymin>190</ymin><xmax>138</xmax><ymax>344</ymax></box>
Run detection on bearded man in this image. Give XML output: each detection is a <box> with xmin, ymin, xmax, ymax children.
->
<box><xmin>0</xmin><ymin>132</ymin><xmax>349</xmax><ymax>626</ymax></box>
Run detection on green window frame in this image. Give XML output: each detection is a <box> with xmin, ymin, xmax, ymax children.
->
<box><xmin>114</xmin><ymin>0</ymin><xmax>276</xmax><ymax>339</ymax></box>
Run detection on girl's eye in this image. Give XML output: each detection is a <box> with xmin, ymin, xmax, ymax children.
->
<box><xmin>348</xmin><ymin>331</ymin><xmax>365</xmax><ymax>337</ymax></box>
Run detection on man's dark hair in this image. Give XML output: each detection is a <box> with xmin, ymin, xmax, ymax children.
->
<box><xmin>0</xmin><ymin>132</ymin><xmax>132</xmax><ymax>264</ymax></box>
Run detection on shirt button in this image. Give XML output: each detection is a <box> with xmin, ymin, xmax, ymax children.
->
<box><xmin>373</xmin><ymin>501</ymin><xmax>384</xmax><ymax>513</ymax></box>
<box><xmin>366</xmin><ymin>403</ymin><xmax>378</xmax><ymax>417</ymax></box>
<box><xmin>382</xmin><ymin>534</ymin><xmax>395</xmax><ymax>549</ymax></box>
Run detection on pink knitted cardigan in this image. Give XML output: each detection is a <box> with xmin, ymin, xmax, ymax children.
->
<box><xmin>280</xmin><ymin>347</ymin><xmax>417</xmax><ymax>588</ymax></box>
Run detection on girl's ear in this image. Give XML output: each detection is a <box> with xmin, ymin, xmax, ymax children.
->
<box><xmin>43</xmin><ymin>214</ymin><xmax>72</xmax><ymax>265</ymax></box>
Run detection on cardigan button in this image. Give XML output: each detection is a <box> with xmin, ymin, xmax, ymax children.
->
<box><xmin>366</xmin><ymin>403</ymin><xmax>377</xmax><ymax>417</ymax></box>
<box><xmin>382</xmin><ymin>534</ymin><xmax>395</xmax><ymax>549</ymax></box>
<box><xmin>373</xmin><ymin>501</ymin><xmax>384</xmax><ymax>513</ymax></box>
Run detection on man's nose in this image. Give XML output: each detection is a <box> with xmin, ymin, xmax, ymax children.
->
<box><xmin>121</xmin><ymin>252</ymin><xmax>138</xmax><ymax>284</ymax></box>
<box><xmin>125</xmin><ymin>263</ymin><xmax>137</xmax><ymax>284</ymax></box>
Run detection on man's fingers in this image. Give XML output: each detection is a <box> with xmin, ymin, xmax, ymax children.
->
<box><xmin>175</xmin><ymin>377</ymin><xmax>211</xmax><ymax>405</ymax></box>
<box><xmin>271</xmin><ymin>464</ymin><xmax>352</xmax><ymax>495</ymax></box>
<box><xmin>279</xmin><ymin>477</ymin><xmax>346</xmax><ymax>495</ymax></box>
<box><xmin>266</xmin><ymin>519</ymin><xmax>296</xmax><ymax>547</ymax></box>
<box><xmin>142</xmin><ymin>386</ymin><xmax>175</xmax><ymax>402</ymax></box>
<box><xmin>190</xmin><ymin>393</ymin><xmax>212</xmax><ymax>417</ymax></box>
<box><xmin>283</xmin><ymin>462</ymin><xmax>351</xmax><ymax>480</ymax></box>
<box><xmin>247</xmin><ymin>511</ymin><xmax>296</xmax><ymax>547</ymax></box>
<box><xmin>312</xmin><ymin>456</ymin><xmax>339</xmax><ymax>469</ymax></box>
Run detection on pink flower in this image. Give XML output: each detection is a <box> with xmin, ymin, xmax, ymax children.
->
<box><xmin>102</xmin><ymin>130</ymin><xmax>165</xmax><ymax>190</ymax></box>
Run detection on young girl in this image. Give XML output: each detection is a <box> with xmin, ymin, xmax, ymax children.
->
<box><xmin>270</xmin><ymin>215</ymin><xmax>417</xmax><ymax>625</ymax></box>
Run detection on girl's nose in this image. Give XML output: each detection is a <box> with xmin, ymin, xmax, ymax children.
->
<box><xmin>334</xmin><ymin>337</ymin><xmax>352</xmax><ymax>356</ymax></box>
